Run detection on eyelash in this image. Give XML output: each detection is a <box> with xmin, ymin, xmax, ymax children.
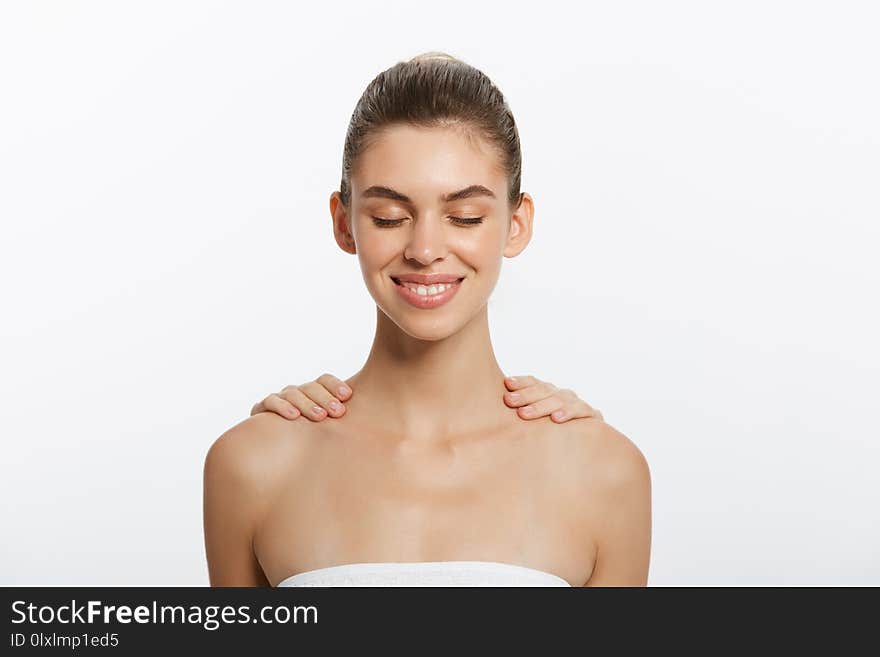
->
<box><xmin>371</xmin><ymin>216</ymin><xmax>485</xmax><ymax>227</ymax></box>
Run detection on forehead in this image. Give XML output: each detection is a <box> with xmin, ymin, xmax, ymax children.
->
<box><xmin>351</xmin><ymin>124</ymin><xmax>505</xmax><ymax>201</ymax></box>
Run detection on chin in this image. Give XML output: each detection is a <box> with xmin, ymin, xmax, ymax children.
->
<box><xmin>387</xmin><ymin>314</ymin><xmax>463</xmax><ymax>342</ymax></box>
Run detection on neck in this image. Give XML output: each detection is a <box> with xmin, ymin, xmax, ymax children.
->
<box><xmin>345</xmin><ymin>305</ymin><xmax>509</xmax><ymax>443</ymax></box>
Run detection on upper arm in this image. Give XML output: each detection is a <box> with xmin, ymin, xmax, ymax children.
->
<box><xmin>203</xmin><ymin>420</ymin><xmax>273</xmax><ymax>587</ymax></box>
<box><xmin>583</xmin><ymin>427</ymin><xmax>652</xmax><ymax>587</ymax></box>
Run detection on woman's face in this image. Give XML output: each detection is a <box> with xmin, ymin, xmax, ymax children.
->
<box><xmin>330</xmin><ymin>124</ymin><xmax>533</xmax><ymax>341</ymax></box>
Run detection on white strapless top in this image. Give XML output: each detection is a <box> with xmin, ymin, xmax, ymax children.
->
<box><xmin>276</xmin><ymin>560</ymin><xmax>571</xmax><ymax>587</ymax></box>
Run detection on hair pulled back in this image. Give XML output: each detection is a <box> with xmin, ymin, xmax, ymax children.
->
<box><xmin>339</xmin><ymin>51</ymin><xmax>523</xmax><ymax>210</ymax></box>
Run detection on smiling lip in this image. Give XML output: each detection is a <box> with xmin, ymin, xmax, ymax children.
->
<box><xmin>391</xmin><ymin>275</ymin><xmax>464</xmax><ymax>309</ymax></box>
<box><xmin>392</xmin><ymin>273</ymin><xmax>465</xmax><ymax>285</ymax></box>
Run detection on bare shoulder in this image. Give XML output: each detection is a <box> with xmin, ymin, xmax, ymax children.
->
<box><xmin>546</xmin><ymin>416</ymin><xmax>651</xmax><ymax>535</ymax></box>
<box><xmin>204</xmin><ymin>412</ymin><xmax>314</xmax><ymax>503</ymax></box>
<box><xmin>203</xmin><ymin>413</ymin><xmax>316</xmax><ymax>586</ymax></box>
<box><xmin>559</xmin><ymin>416</ymin><xmax>650</xmax><ymax>491</ymax></box>
<box><xmin>556</xmin><ymin>417</ymin><xmax>652</xmax><ymax>586</ymax></box>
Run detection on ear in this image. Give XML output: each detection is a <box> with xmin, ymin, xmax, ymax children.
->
<box><xmin>329</xmin><ymin>192</ymin><xmax>356</xmax><ymax>254</ymax></box>
<box><xmin>503</xmin><ymin>192</ymin><xmax>534</xmax><ymax>258</ymax></box>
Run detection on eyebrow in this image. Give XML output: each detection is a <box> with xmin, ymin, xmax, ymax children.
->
<box><xmin>360</xmin><ymin>184</ymin><xmax>497</xmax><ymax>204</ymax></box>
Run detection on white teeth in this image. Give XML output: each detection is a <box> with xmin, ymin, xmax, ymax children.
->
<box><xmin>399</xmin><ymin>281</ymin><xmax>454</xmax><ymax>296</ymax></box>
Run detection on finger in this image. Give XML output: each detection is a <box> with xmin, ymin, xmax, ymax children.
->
<box><xmin>279</xmin><ymin>386</ymin><xmax>329</xmax><ymax>421</ymax></box>
<box><xmin>261</xmin><ymin>393</ymin><xmax>301</xmax><ymax>420</ymax></box>
<box><xmin>570</xmin><ymin>400</ymin><xmax>603</xmax><ymax>421</ymax></box>
<box><xmin>298</xmin><ymin>381</ymin><xmax>348</xmax><ymax>418</ymax></box>
<box><xmin>504</xmin><ymin>380</ymin><xmax>557</xmax><ymax>408</ymax></box>
<box><xmin>504</xmin><ymin>375</ymin><xmax>540</xmax><ymax>391</ymax></box>
<box><xmin>553</xmin><ymin>396</ymin><xmax>604</xmax><ymax>423</ymax></box>
<box><xmin>517</xmin><ymin>396</ymin><xmax>565</xmax><ymax>420</ymax></box>
<box><xmin>316</xmin><ymin>373</ymin><xmax>353</xmax><ymax>401</ymax></box>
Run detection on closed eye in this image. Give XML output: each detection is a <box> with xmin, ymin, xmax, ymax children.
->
<box><xmin>449</xmin><ymin>216</ymin><xmax>484</xmax><ymax>225</ymax></box>
<box><xmin>371</xmin><ymin>216</ymin><xmax>484</xmax><ymax>227</ymax></box>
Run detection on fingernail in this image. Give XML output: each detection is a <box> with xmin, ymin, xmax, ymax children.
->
<box><xmin>521</xmin><ymin>405</ymin><xmax>534</xmax><ymax>416</ymax></box>
<box><xmin>507</xmin><ymin>377</ymin><xmax>517</xmax><ymax>384</ymax></box>
<box><xmin>552</xmin><ymin>410</ymin><xmax>565</xmax><ymax>420</ymax></box>
<box><xmin>329</xmin><ymin>400</ymin><xmax>341</xmax><ymax>412</ymax></box>
<box><xmin>312</xmin><ymin>405</ymin><xmax>325</xmax><ymax>416</ymax></box>
<box><xmin>508</xmin><ymin>392</ymin><xmax>521</xmax><ymax>402</ymax></box>
<box><xmin>338</xmin><ymin>386</ymin><xmax>351</xmax><ymax>397</ymax></box>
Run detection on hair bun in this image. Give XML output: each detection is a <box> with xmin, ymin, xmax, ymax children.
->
<box><xmin>409</xmin><ymin>51</ymin><xmax>458</xmax><ymax>63</ymax></box>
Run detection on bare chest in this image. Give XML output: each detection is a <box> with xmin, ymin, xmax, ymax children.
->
<box><xmin>254</xmin><ymin>427</ymin><xmax>597</xmax><ymax>586</ymax></box>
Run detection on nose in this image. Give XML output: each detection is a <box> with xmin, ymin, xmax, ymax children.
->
<box><xmin>403</xmin><ymin>215</ymin><xmax>448</xmax><ymax>265</ymax></box>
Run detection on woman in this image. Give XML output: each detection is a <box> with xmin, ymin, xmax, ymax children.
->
<box><xmin>204</xmin><ymin>52</ymin><xmax>651</xmax><ymax>587</ymax></box>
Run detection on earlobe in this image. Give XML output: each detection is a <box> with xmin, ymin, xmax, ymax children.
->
<box><xmin>336</xmin><ymin>222</ymin><xmax>357</xmax><ymax>255</ymax></box>
<box><xmin>342</xmin><ymin>231</ymin><xmax>356</xmax><ymax>254</ymax></box>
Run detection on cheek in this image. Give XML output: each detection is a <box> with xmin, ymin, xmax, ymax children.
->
<box><xmin>452</xmin><ymin>229</ymin><xmax>505</xmax><ymax>267</ymax></box>
<box><xmin>355</xmin><ymin>237</ymin><xmax>400</xmax><ymax>278</ymax></box>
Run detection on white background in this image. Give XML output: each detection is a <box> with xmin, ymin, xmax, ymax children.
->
<box><xmin>1</xmin><ymin>1</ymin><xmax>877</xmax><ymax>585</ymax></box>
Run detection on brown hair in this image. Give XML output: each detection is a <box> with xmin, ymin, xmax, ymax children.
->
<box><xmin>338</xmin><ymin>51</ymin><xmax>524</xmax><ymax>211</ymax></box>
